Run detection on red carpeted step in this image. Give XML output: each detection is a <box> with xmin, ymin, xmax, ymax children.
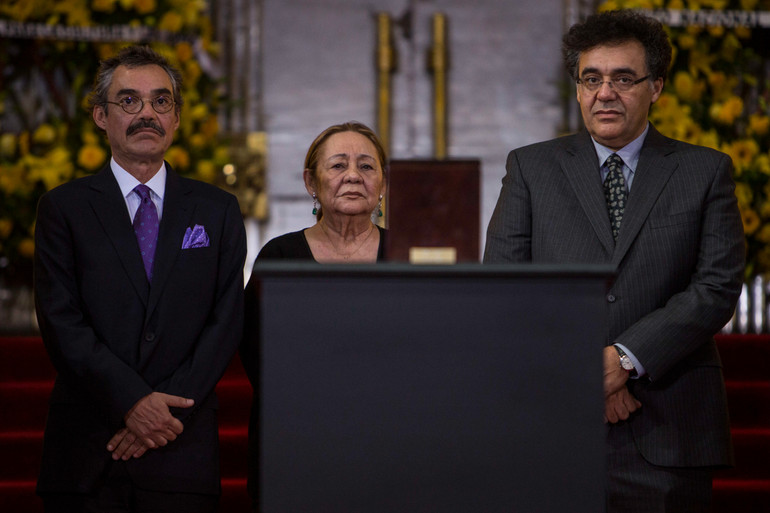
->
<box><xmin>1</xmin><ymin>335</ymin><xmax>767</xmax><ymax>513</ymax></box>
<box><xmin>0</xmin><ymin>337</ymin><xmax>54</xmax><ymax>382</ymax></box>
<box><xmin>220</xmin><ymin>477</ymin><xmax>250</xmax><ymax>511</ymax></box>
<box><xmin>0</xmin><ymin>377</ymin><xmax>251</xmax><ymax>432</ymax></box>
<box><xmin>0</xmin><ymin>432</ymin><xmax>42</xmax><ymax>482</ymax></box>
<box><xmin>716</xmin><ymin>334</ymin><xmax>770</xmax><ymax>381</ymax></box>
<box><xmin>712</xmin><ymin>479</ymin><xmax>770</xmax><ymax>513</ymax></box>
<box><xmin>0</xmin><ymin>480</ymin><xmax>250</xmax><ymax>513</ymax></box>
<box><xmin>715</xmin><ymin>428</ymin><xmax>770</xmax><ymax>481</ymax></box>
<box><xmin>725</xmin><ymin>381</ymin><xmax>770</xmax><ymax>428</ymax></box>
<box><xmin>0</xmin><ymin>481</ymin><xmax>41</xmax><ymax>513</ymax></box>
<box><xmin>0</xmin><ymin>381</ymin><xmax>50</xmax><ymax>432</ymax></box>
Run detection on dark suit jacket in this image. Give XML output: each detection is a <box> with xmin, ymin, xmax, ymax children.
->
<box><xmin>34</xmin><ymin>163</ymin><xmax>246</xmax><ymax>494</ymax></box>
<box><xmin>484</xmin><ymin>126</ymin><xmax>744</xmax><ymax>467</ymax></box>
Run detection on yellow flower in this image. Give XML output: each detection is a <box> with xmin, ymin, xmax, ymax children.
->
<box><xmin>707</xmin><ymin>25</ymin><xmax>725</xmax><ymax>38</ymax></box>
<box><xmin>761</xmin><ymin>200</ymin><xmax>770</xmax><ymax>219</ymax></box>
<box><xmin>32</xmin><ymin>124</ymin><xmax>57</xmax><ymax>145</ymax></box>
<box><xmin>200</xmin><ymin>115</ymin><xmax>219</xmax><ymax>140</ymax></box>
<box><xmin>134</xmin><ymin>0</ymin><xmax>156</xmax><ymax>15</ymax></box>
<box><xmin>723</xmin><ymin>139</ymin><xmax>759</xmax><ymax>173</ymax></box>
<box><xmin>708</xmin><ymin>71</ymin><xmax>739</xmax><ymax>102</ymax></box>
<box><xmin>166</xmin><ymin>146</ymin><xmax>190</xmax><ymax>170</ymax></box>
<box><xmin>735</xmin><ymin>182</ymin><xmax>753</xmax><ymax>207</ymax></box>
<box><xmin>710</xmin><ymin>96</ymin><xmax>743</xmax><ymax>125</ymax></box>
<box><xmin>673</xmin><ymin>71</ymin><xmax>703</xmax><ymax>103</ymax></box>
<box><xmin>185</xmin><ymin>60</ymin><xmax>202</xmax><ymax>85</ymax></box>
<box><xmin>159</xmin><ymin>11</ymin><xmax>184</xmax><ymax>32</ymax></box>
<box><xmin>756</xmin><ymin>154</ymin><xmax>770</xmax><ymax>175</ymax></box>
<box><xmin>82</xmin><ymin>130</ymin><xmax>100</xmax><ymax>146</ymax></box>
<box><xmin>189</xmin><ymin>133</ymin><xmax>207</xmax><ymax>150</ymax></box>
<box><xmin>196</xmin><ymin>159</ymin><xmax>217</xmax><ymax>183</ymax></box>
<box><xmin>698</xmin><ymin>130</ymin><xmax>720</xmax><ymax>151</ymax></box>
<box><xmin>688</xmin><ymin>47</ymin><xmax>716</xmax><ymax>77</ymax></box>
<box><xmin>735</xmin><ymin>26</ymin><xmax>752</xmax><ymax>39</ymax></box>
<box><xmin>189</xmin><ymin>103</ymin><xmax>209</xmax><ymax>122</ymax></box>
<box><xmin>0</xmin><ymin>218</ymin><xmax>12</xmax><ymax>239</ymax></box>
<box><xmin>720</xmin><ymin>33</ymin><xmax>743</xmax><ymax>61</ymax></box>
<box><xmin>678</xmin><ymin>119</ymin><xmax>703</xmax><ymax>145</ymax></box>
<box><xmin>749</xmin><ymin>113</ymin><xmax>770</xmax><ymax>137</ymax></box>
<box><xmin>176</xmin><ymin>42</ymin><xmax>194</xmax><ymax>63</ymax></box>
<box><xmin>77</xmin><ymin>144</ymin><xmax>107</xmax><ymax>171</ymax></box>
<box><xmin>756</xmin><ymin>225</ymin><xmax>770</xmax><ymax>244</ymax></box>
<box><xmin>18</xmin><ymin>238</ymin><xmax>35</xmax><ymax>259</ymax></box>
<box><xmin>741</xmin><ymin>208</ymin><xmax>761</xmax><ymax>235</ymax></box>
<box><xmin>92</xmin><ymin>0</ymin><xmax>117</xmax><ymax>13</ymax></box>
<box><xmin>598</xmin><ymin>0</ymin><xmax>619</xmax><ymax>11</ymax></box>
<box><xmin>741</xmin><ymin>0</ymin><xmax>759</xmax><ymax>9</ymax></box>
<box><xmin>677</xmin><ymin>33</ymin><xmax>696</xmax><ymax>51</ymax></box>
<box><xmin>18</xmin><ymin>131</ymin><xmax>29</xmax><ymax>156</ymax></box>
<box><xmin>0</xmin><ymin>133</ymin><xmax>16</xmax><ymax>157</ymax></box>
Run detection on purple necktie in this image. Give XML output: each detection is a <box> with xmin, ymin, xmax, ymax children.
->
<box><xmin>133</xmin><ymin>184</ymin><xmax>159</xmax><ymax>281</ymax></box>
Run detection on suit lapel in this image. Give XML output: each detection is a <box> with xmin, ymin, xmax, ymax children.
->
<box><xmin>560</xmin><ymin>132</ymin><xmax>616</xmax><ymax>255</ymax></box>
<box><xmin>612</xmin><ymin>126</ymin><xmax>678</xmax><ymax>266</ymax></box>
<box><xmin>146</xmin><ymin>166</ymin><xmax>195</xmax><ymax>318</ymax></box>
<box><xmin>88</xmin><ymin>166</ymin><xmax>150</xmax><ymax>305</ymax></box>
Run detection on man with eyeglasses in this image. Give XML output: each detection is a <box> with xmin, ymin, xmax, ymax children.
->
<box><xmin>34</xmin><ymin>45</ymin><xmax>246</xmax><ymax>512</ymax></box>
<box><xmin>485</xmin><ymin>10</ymin><xmax>744</xmax><ymax>512</ymax></box>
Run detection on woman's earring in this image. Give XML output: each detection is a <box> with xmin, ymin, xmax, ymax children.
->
<box><xmin>377</xmin><ymin>194</ymin><xmax>383</xmax><ymax>218</ymax></box>
<box><xmin>312</xmin><ymin>193</ymin><xmax>318</xmax><ymax>215</ymax></box>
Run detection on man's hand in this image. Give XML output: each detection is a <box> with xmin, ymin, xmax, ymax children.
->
<box><xmin>107</xmin><ymin>427</ymin><xmax>150</xmax><ymax>460</ymax></box>
<box><xmin>123</xmin><ymin>392</ymin><xmax>194</xmax><ymax>449</ymax></box>
<box><xmin>603</xmin><ymin>345</ymin><xmax>629</xmax><ymax>397</ymax></box>
<box><xmin>604</xmin><ymin>386</ymin><xmax>642</xmax><ymax>423</ymax></box>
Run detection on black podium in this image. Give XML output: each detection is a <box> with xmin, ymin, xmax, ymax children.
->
<box><xmin>251</xmin><ymin>263</ymin><xmax>613</xmax><ymax>513</ymax></box>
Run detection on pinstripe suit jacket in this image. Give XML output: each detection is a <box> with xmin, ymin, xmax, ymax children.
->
<box><xmin>484</xmin><ymin>125</ymin><xmax>744</xmax><ymax>467</ymax></box>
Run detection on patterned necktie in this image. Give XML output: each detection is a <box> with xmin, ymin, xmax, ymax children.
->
<box><xmin>603</xmin><ymin>153</ymin><xmax>627</xmax><ymax>242</ymax></box>
<box><xmin>133</xmin><ymin>184</ymin><xmax>159</xmax><ymax>281</ymax></box>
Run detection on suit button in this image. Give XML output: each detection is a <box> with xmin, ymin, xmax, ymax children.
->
<box><xmin>144</xmin><ymin>332</ymin><xmax>156</xmax><ymax>342</ymax></box>
<box><xmin>607</xmin><ymin>294</ymin><xmax>616</xmax><ymax>303</ymax></box>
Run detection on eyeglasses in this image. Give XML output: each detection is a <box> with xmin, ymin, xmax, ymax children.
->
<box><xmin>576</xmin><ymin>75</ymin><xmax>651</xmax><ymax>93</ymax></box>
<box><xmin>104</xmin><ymin>95</ymin><xmax>175</xmax><ymax>114</ymax></box>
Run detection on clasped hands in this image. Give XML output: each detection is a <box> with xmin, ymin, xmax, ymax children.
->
<box><xmin>106</xmin><ymin>392</ymin><xmax>194</xmax><ymax>460</ymax></box>
<box><xmin>603</xmin><ymin>346</ymin><xmax>642</xmax><ymax>424</ymax></box>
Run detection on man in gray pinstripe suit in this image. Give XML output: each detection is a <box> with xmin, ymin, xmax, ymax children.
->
<box><xmin>484</xmin><ymin>10</ymin><xmax>744</xmax><ymax>513</ymax></box>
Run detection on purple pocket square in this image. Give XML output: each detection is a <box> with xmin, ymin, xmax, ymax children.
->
<box><xmin>182</xmin><ymin>224</ymin><xmax>210</xmax><ymax>249</ymax></box>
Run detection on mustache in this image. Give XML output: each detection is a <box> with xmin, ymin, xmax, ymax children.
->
<box><xmin>126</xmin><ymin>119</ymin><xmax>165</xmax><ymax>137</ymax></box>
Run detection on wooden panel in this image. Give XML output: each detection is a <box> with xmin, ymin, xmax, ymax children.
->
<box><xmin>385</xmin><ymin>159</ymin><xmax>480</xmax><ymax>262</ymax></box>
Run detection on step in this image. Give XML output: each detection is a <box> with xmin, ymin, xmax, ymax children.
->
<box><xmin>716</xmin><ymin>334</ymin><xmax>770</xmax><ymax>381</ymax></box>
<box><xmin>0</xmin><ymin>426</ymin><xmax>248</xmax><ymax>482</ymax></box>
<box><xmin>0</xmin><ymin>478</ymin><xmax>251</xmax><ymax>513</ymax></box>
<box><xmin>715</xmin><ymin>428</ymin><xmax>770</xmax><ymax>481</ymax></box>
<box><xmin>2</xmin><ymin>477</ymin><xmax>765</xmax><ymax>513</ymax></box>
<box><xmin>712</xmin><ymin>479</ymin><xmax>770</xmax><ymax>513</ymax></box>
<box><xmin>725</xmin><ymin>381</ymin><xmax>770</xmax><ymax>428</ymax></box>
<box><xmin>0</xmin><ymin>377</ymin><xmax>251</xmax><ymax>432</ymax></box>
<box><xmin>0</xmin><ymin>337</ymin><xmax>54</xmax><ymax>382</ymax></box>
<box><xmin>0</xmin><ymin>336</ymin><xmax>249</xmax><ymax>383</ymax></box>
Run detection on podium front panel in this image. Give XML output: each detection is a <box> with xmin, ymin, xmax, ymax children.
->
<box><xmin>254</xmin><ymin>264</ymin><xmax>611</xmax><ymax>513</ymax></box>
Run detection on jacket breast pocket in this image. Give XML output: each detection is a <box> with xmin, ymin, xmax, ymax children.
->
<box><xmin>648</xmin><ymin>210</ymin><xmax>699</xmax><ymax>230</ymax></box>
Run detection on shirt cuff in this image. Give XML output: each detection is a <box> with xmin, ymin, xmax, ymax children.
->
<box><xmin>615</xmin><ymin>343</ymin><xmax>646</xmax><ymax>378</ymax></box>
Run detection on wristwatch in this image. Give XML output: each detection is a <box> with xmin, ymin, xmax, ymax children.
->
<box><xmin>614</xmin><ymin>345</ymin><xmax>637</xmax><ymax>376</ymax></box>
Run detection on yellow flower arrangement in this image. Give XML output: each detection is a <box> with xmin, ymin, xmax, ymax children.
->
<box><xmin>600</xmin><ymin>0</ymin><xmax>770</xmax><ymax>277</ymax></box>
<box><xmin>0</xmin><ymin>0</ymin><xmax>232</xmax><ymax>285</ymax></box>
